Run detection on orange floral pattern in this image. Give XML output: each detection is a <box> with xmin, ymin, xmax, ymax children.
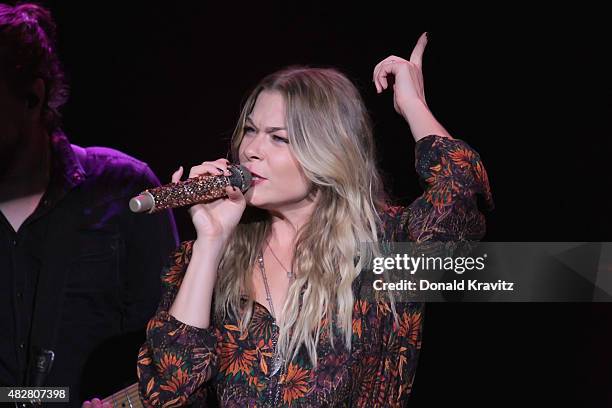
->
<box><xmin>137</xmin><ymin>134</ymin><xmax>493</xmax><ymax>406</ymax></box>
<box><xmin>282</xmin><ymin>363</ymin><xmax>312</xmax><ymax>405</ymax></box>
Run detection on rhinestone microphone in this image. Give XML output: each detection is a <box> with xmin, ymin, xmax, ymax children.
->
<box><xmin>129</xmin><ymin>165</ymin><xmax>252</xmax><ymax>214</ymax></box>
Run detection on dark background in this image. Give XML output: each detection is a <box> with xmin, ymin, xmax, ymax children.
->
<box><xmin>38</xmin><ymin>1</ymin><xmax>612</xmax><ymax>406</ymax></box>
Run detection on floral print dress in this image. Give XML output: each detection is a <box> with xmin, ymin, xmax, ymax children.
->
<box><xmin>136</xmin><ymin>135</ymin><xmax>494</xmax><ymax>407</ymax></box>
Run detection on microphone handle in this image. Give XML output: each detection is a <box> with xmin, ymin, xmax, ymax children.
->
<box><xmin>130</xmin><ymin>174</ymin><xmax>231</xmax><ymax>214</ymax></box>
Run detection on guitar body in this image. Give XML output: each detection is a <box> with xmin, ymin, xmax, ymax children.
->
<box><xmin>13</xmin><ymin>383</ymin><xmax>142</xmax><ymax>408</ymax></box>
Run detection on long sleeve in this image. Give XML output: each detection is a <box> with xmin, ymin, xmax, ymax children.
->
<box><xmin>349</xmin><ymin>134</ymin><xmax>492</xmax><ymax>406</ymax></box>
<box><xmin>137</xmin><ymin>240</ymin><xmax>219</xmax><ymax>407</ymax></box>
<box><xmin>349</xmin><ymin>298</ymin><xmax>424</xmax><ymax>407</ymax></box>
<box><xmin>400</xmin><ymin>134</ymin><xmax>494</xmax><ymax>243</ymax></box>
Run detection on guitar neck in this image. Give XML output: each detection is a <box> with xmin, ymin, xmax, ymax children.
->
<box><xmin>101</xmin><ymin>383</ymin><xmax>143</xmax><ymax>408</ymax></box>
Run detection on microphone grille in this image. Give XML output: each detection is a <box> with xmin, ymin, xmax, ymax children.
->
<box><xmin>228</xmin><ymin>164</ymin><xmax>252</xmax><ymax>192</ymax></box>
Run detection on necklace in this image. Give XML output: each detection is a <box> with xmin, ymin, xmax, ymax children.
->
<box><xmin>266</xmin><ymin>240</ymin><xmax>294</xmax><ymax>279</ymax></box>
<box><xmin>257</xmin><ymin>251</ymin><xmax>287</xmax><ymax>407</ymax></box>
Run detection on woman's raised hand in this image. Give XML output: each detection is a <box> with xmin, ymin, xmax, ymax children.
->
<box><xmin>171</xmin><ymin>158</ymin><xmax>246</xmax><ymax>243</ymax></box>
<box><xmin>373</xmin><ymin>32</ymin><xmax>429</xmax><ymax>117</ymax></box>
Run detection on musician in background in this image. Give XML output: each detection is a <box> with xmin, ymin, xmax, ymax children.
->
<box><xmin>0</xmin><ymin>3</ymin><xmax>178</xmax><ymax>406</ymax></box>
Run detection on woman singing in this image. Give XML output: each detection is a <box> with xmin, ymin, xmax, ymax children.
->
<box><xmin>124</xmin><ymin>33</ymin><xmax>492</xmax><ymax>407</ymax></box>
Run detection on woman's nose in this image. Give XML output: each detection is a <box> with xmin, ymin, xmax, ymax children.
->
<box><xmin>243</xmin><ymin>133</ymin><xmax>265</xmax><ymax>160</ymax></box>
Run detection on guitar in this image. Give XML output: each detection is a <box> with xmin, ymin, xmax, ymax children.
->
<box><xmin>15</xmin><ymin>349</ymin><xmax>144</xmax><ymax>408</ymax></box>
<box><xmin>99</xmin><ymin>383</ymin><xmax>143</xmax><ymax>408</ymax></box>
<box><xmin>17</xmin><ymin>349</ymin><xmax>143</xmax><ymax>407</ymax></box>
<box><xmin>14</xmin><ymin>382</ymin><xmax>142</xmax><ymax>408</ymax></box>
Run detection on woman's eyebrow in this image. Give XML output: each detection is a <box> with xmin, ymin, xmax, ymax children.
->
<box><xmin>246</xmin><ymin>116</ymin><xmax>286</xmax><ymax>132</ymax></box>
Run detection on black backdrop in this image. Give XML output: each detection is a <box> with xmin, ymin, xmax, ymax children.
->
<box><xmin>36</xmin><ymin>1</ymin><xmax>612</xmax><ymax>406</ymax></box>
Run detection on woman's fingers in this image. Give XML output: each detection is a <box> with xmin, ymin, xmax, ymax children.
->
<box><xmin>376</xmin><ymin>60</ymin><xmax>401</xmax><ymax>91</ymax></box>
<box><xmin>188</xmin><ymin>164</ymin><xmax>228</xmax><ymax>179</ymax></box>
<box><xmin>373</xmin><ymin>32</ymin><xmax>428</xmax><ymax>93</ymax></box>
<box><xmin>225</xmin><ymin>184</ymin><xmax>244</xmax><ymax>203</ymax></box>
<box><xmin>171</xmin><ymin>166</ymin><xmax>183</xmax><ymax>183</ymax></box>
<box><xmin>373</xmin><ymin>55</ymin><xmax>407</xmax><ymax>93</ymax></box>
<box><xmin>373</xmin><ymin>55</ymin><xmax>399</xmax><ymax>80</ymax></box>
<box><xmin>188</xmin><ymin>159</ymin><xmax>232</xmax><ymax>179</ymax></box>
<box><xmin>373</xmin><ymin>55</ymin><xmax>395</xmax><ymax>91</ymax></box>
<box><xmin>409</xmin><ymin>32</ymin><xmax>428</xmax><ymax>69</ymax></box>
<box><xmin>381</xmin><ymin>60</ymin><xmax>399</xmax><ymax>90</ymax></box>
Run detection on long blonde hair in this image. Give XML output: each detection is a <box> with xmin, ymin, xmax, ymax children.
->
<box><xmin>214</xmin><ymin>66</ymin><xmax>391</xmax><ymax>368</ymax></box>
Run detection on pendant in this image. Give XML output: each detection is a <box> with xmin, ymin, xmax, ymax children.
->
<box><xmin>270</xmin><ymin>325</ymin><xmax>283</xmax><ymax>377</ymax></box>
<box><xmin>270</xmin><ymin>351</ymin><xmax>283</xmax><ymax>376</ymax></box>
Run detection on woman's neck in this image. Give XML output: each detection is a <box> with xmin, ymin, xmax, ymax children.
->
<box><xmin>267</xmin><ymin>191</ymin><xmax>319</xmax><ymax>248</ymax></box>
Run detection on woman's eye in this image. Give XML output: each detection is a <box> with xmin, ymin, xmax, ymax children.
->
<box><xmin>243</xmin><ymin>126</ymin><xmax>255</xmax><ymax>134</ymax></box>
<box><xmin>272</xmin><ymin>135</ymin><xmax>289</xmax><ymax>144</ymax></box>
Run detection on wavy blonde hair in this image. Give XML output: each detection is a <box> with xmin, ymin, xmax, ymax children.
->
<box><xmin>214</xmin><ymin>66</ymin><xmax>393</xmax><ymax>369</ymax></box>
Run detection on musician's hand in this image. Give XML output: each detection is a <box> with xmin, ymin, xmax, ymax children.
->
<box><xmin>171</xmin><ymin>158</ymin><xmax>246</xmax><ymax>243</ymax></box>
<box><xmin>373</xmin><ymin>32</ymin><xmax>428</xmax><ymax>118</ymax></box>
<box><xmin>82</xmin><ymin>397</ymin><xmax>111</xmax><ymax>408</ymax></box>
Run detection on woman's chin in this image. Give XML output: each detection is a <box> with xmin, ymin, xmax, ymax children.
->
<box><xmin>246</xmin><ymin>196</ymin><xmax>281</xmax><ymax>212</ymax></box>
<box><xmin>245</xmin><ymin>192</ymin><xmax>268</xmax><ymax>208</ymax></box>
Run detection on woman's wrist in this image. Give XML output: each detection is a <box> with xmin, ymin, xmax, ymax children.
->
<box><xmin>193</xmin><ymin>237</ymin><xmax>225</xmax><ymax>265</ymax></box>
<box><xmin>399</xmin><ymin>98</ymin><xmax>452</xmax><ymax>142</ymax></box>
<box><xmin>398</xmin><ymin>97</ymin><xmax>431</xmax><ymax>126</ymax></box>
<box><xmin>169</xmin><ymin>239</ymin><xmax>221</xmax><ymax>329</ymax></box>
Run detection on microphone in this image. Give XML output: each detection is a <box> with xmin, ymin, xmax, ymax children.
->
<box><xmin>129</xmin><ymin>164</ymin><xmax>252</xmax><ymax>214</ymax></box>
